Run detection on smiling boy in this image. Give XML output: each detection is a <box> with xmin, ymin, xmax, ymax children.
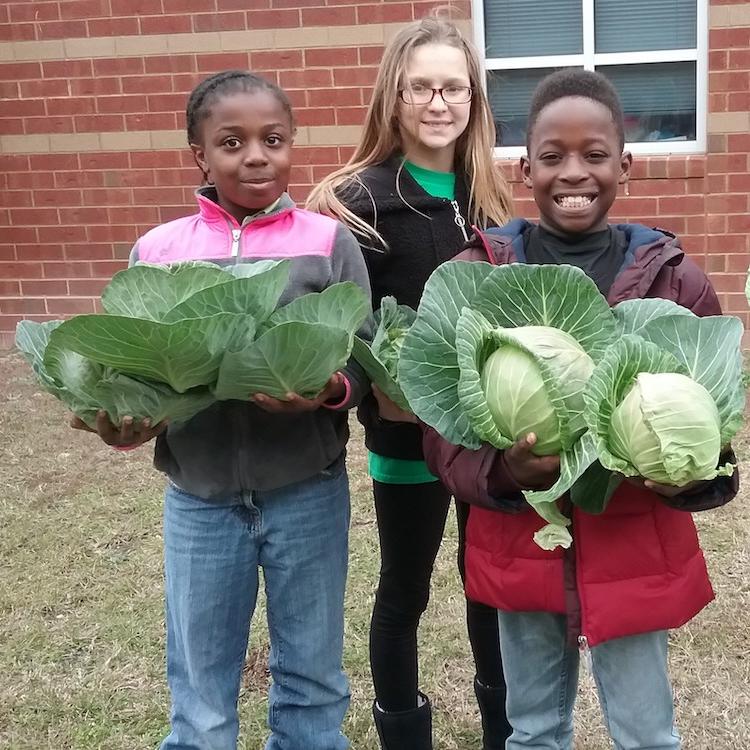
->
<box><xmin>416</xmin><ymin>69</ymin><xmax>739</xmax><ymax>749</ymax></box>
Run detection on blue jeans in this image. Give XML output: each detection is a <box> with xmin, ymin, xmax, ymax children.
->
<box><xmin>498</xmin><ymin>611</ymin><xmax>681</xmax><ymax>750</ymax></box>
<box><xmin>160</xmin><ymin>459</ymin><xmax>351</xmax><ymax>750</ymax></box>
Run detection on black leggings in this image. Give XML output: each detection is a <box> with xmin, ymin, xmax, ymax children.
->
<box><xmin>369</xmin><ymin>480</ymin><xmax>505</xmax><ymax>711</ymax></box>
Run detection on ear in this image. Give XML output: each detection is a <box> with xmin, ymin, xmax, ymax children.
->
<box><xmin>190</xmin><ymin>142</ymin><xmax>209</xmax><ymax>179</ymax></box>
<box><xmin>618</xmin><ymin>150</ymin><xmax>633</xmax><ymax>185</ymax></box>
<box><xmin>520</xmin><ymin>154</ymin><xmax>533</xmax><ymax>189</ymax></box>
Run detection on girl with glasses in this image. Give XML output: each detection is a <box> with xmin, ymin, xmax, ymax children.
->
<box><xmin>308</xmin><ymin>13</ymin><xmax>513</xmax><ymax>750</ymax></box>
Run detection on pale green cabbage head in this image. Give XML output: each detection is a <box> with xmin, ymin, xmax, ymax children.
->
<box><xmin>609</xmin><ymin>372</ymin><xmax>721</xmax><ymax>486</ymax></box>
<box><xmin>480</xmin><ymin>326</ymin><xmax>594</xmax><ymax>455</ymax></box>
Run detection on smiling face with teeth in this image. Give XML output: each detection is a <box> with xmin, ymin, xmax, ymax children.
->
<box><xmin>521</xmin><ymin>96</ymin><xmax>632</xmax><ymax>236</ymax></box>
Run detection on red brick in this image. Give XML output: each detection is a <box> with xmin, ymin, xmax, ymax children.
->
<box><xmin>111</xmin><ymin>0</ymin><xmax>163</xmax><ymax>14</ymax></box>
<box><xmin>658</xmin><ymin>196</ymin><xmax>704</xmax><ymax>214</ymax></box>
<box><xmin>37</xmin><ymin>20</ymin><xmax>87</xmax><ymax>39</ymax></box>
<box><xmin>726</xmin><ymin>254</ymin><xmax>750</xmax><ymax>273</ymax></box>
<box><xmin>1</xmin><ymin>226</ymin><xmax>37</xmax><ymax>244</ymax></box>
<box><xmin>336</xmin><ymin>106</ymin><xmax>367</xmax><ymax>126</ymax></box>
<box><xmin>67</xmin><ymin>278</ymin><xmax>109</xmax><ymax>296</ymax></box>
<box><xmin>9</xmin><ymin>2</ymin><xmax>60</xmax><ymax>21</ymax></box>
<box><xmin>293</xmin><ymin>146</ymin><xmax>339</xmax><ymax>165</ymax></box>
<box><xmin>357</xmin><ymin>3</ymin><xmax>412</xmax><ymax>24</ymax></box>
<box><xmin>253</xmin><ymin>50</ymin><xmax>304</xmax><ymax>69</ymax></box>
<box><xmin>96</xmin><ymin>95</ymin><xmax>149</xmax><ymax>114</ymax></box>
<box><xmin>148</xmin><ymin>93</ymin><xmax>186</xmax><ymax>112</ymax></box>
<box><xmin>359</xmin><ymin>47</ymin><xmax>385</xmax><ymax>66</ymax></box>
<box><xmin>278</xmin><ymin>68</ymin><xmax>333</xmax><ymax>89</ymax></box>
<box><xmin>707</xmin><ymin>193</ymin><xmax>748</xmax><ymax>213</ymax></box>
<box><xmin>108</xmin><ymin>206</ymin><xmax>160</xmax><ymax>225</ymax></box>
<box><xmin>88</xmin><ymin>16</ymin><xmax>140</xmax><ymax>35</ymax></box>
<box><xmin>218</xmin><ymin>0</ymin><xmax>268</xmax><ymax>8</ymax></box>
<box><xmin>91</xmin><ymin>260</ymin><xmax>128</xmax><ymax>277</ymax></box>
<box><xmin>139</xmin><ymin>14</ymin><xmax>193</xmax><ymax>33</ymax></box>
<box><xmin>305</xmin><ymin>47</ymin><xmax>357</xmax><ymax>68</ymax></box>
<box><xmin>0</xmin><ymin>280</ymin><xmax>21</xmax><ymax>295</ymax></box>
<box><xmin>727</xmin><ymin>172</ymin><xmax>750</xmax><ymax>192</ymax></box>
<box><xmin>246</xmin><ymin>8</ymin><xmax>299</xmax><ymax>29</ymax></box>
<box><xmin>302</xmin><ymin>6</ymin><xmax>356</xmax><ymax>25</ymax></box>
<box><xmin>87</xmin><ymin>225</ymin><xmax>140</xmax><ymax>243</ymax></box>
<box><xmin>70</xmin><ymin>77</ymin><xmax>121</xmax><ymax>96</ymax></box>
<box><xmin>43</xmin><ymin>261</ymin><xmax>93</xmax><ymax>278</ymax></box>
<box><xmin>8</xmin><ymin>173</ymin><xmax>55</xmax><ymax>190</ymax></box>
<box><xmin>0</xmin><ymin>21</ymin><xmax>36</xmax><ymax>41</ymax></box>
<box><xmin>54</xmin><ymin>171</ymin><xmax>106</xmax><ymax>189</ymax></box>
<box><xmin>171</xmin><ymin>74</ymin><xmax>207</xmax><ymax>94</ymax></box>
<box><xmin>34</xmin><ymin>189</ymin><xmax>84</xmax><ymax>208</ymax></box>
<box><xmin>132</xmin><ymin>151</ymin><xmax>183</xmax><ymax>169</ymax></box>
<box><xmin>0</xmin><ymin>262</ymin><xmax>44</xmax><ymax>279</ymax></box>
<box><xmin>0</xmin><ymin>298</ymin><xmax>48</xmax><ymax>315</ymax></box>
<box><xmin>192</xmin><ymin>11</ymin><xmax>245</xmax><ymax>31</ymax></box>
<box><xmin>37</xmin><ymin>226</ymin><xmax>90</xmax><ymax>243</ymax></box>
<box><xmin>709</xmin><ymin>274</ymin><xmax>747</xmax><ymax>294</ymax></box>
<box><xmin>0</xmin><ymin>61</ymin><xmax>42</xmax><ymax>79</ymax></box>
<box><xmin>47</xmin><ymin>97</ymin><xmax>96</xmax><ymax>116</ymax></box>
<box><xmin>710</xmin><ymin>27</ymin><xmax>750</xmax><ymax>49</ymax></box>
<box><xmin>3</xmin><ymin>190</ymin><xmax>33</xmax><ymax>207</ymax></box>
<box><xmin>59</xmin><ymin>0</ymin><xmax>109</xmax><ymax>19</ymax></box>
<box><xmin>20</xmin><ymin>80</ymin><xmax>70</xmax><ymax>98</ymax></box>
<box><xmin>193</xmin><ymin>52</ymin><xmax>247</xmax><ymax>72</ymax></box>
<box><xmin>0</xmin><ymin>245</ymin><xmax>15</xmax><ymax>261</ymax></box>
<box><xmin>0</xmin><ymin>81</ymin><xmax>18</xmax><ymax>99</ymax></box>
<box><xmin>47</xmin><ymin>297</ymin><xmax>98</xmax><ymax>315</ymax></box>
<box><xmin>333</xmin><ymin>67</ymin><xmax>379</xmax><ymax>87</ymax></box>
<box><xmin>122</xmin><ymin>76</ymin><xmax>171</xmax><ymax>95</ymax></box>
<box><xmin>25</xmin><ymin>116</ymin><xmax>74</xmax><ymax>134</ymax></box>
<box><xmin>94</xmin><ymin>57</ymin><xmax>145</xmax><ymax>77</ymax></box>
<box><xmin>708</xmin><ymin>233</ymin><xmax>747</xmax><ymax>253</ymax></box>
<box><xmin>295</xmin><ymin>108</ymin><xmax>336</xmax><ymax>126</ymax></box>
<box><xmin>10</xmin><ymin>208</ymin><xmax>59</xmax><ymax>226</ymax></box>
<box><xmin>705</xmin><ymin>254</ymin><xmax>726</xmax><ymax>273</ymax></box>
<box><xmin>0</xmin><ymin>155</ymin><xmax>31</xmax><ymax>172</ymax></box>
<box><xmin>79</xmin><ymin>152</ymin><xmax>130</xmax><ymax>170</ymax></box>
<box><xmin>74</xmin><ymin>114</ymin><xmax>125</xmax><ymax>132</ymax></box>
<box><xmin>727</xmin><ymin>214</ymin><xmax>750</xmax><ymax>233</ymax></box>
<box><xmin>0</xmin><ymin>119</ymin><xmax>24</xmax><ymax>135</ymax></box>
<box><xmin>710</xmin><ymin>50</ymin><xmax>728</xmax><ymax>71</ymax></box>
<box><xmin>146</xmin><ymin>55</ymin><xmax>196</xmax><ymax>74</ymax></box>
<box><xmin>17</xmin><ymin>245</ymin><xmax>66</xmax><ymax>261</ymax></box>
<box><xmin>164</xmin><ymin>0</ymin><xmax>217</xmax><ymax>11</ymax></box>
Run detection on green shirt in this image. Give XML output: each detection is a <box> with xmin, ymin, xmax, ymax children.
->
<box><xmin>367</xmin><ymin>160</ymin><xmax>455</xmax><ymax>485</ymax></box>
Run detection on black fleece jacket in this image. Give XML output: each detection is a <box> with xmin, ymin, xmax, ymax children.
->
<box><xmin>337</xmin><ymin>156</ymin><xmax>475</xmax><ymax>459</ymax></box>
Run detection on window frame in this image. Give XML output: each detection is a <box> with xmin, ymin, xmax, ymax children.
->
<box><xmin>472</xmin><ymin>0</ymin><xmax>709</xmax><ymax>157</ymax></box>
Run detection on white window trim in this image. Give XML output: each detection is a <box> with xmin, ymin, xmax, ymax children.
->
<box><xmin>473</xmin><ymin>0</ymin><xmax>709</xmax><ymax>157</ymax></box>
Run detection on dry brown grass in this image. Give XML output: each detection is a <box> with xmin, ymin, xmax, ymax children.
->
<box><xmin>1</xmin><ymin>349</ymin><xmax>748</xmax><ymax>749</ymax></box>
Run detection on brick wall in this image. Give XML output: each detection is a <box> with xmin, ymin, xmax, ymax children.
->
<box><xmin>1</xmin><ymin>0</ymin><xmax>749</xmax><ymax>348</ymax></box>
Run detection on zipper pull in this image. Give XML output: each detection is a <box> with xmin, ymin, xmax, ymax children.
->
<box><xmin>231</xmin><ymin>228</ymin><xmax>241</xmax><ymax>257</ymax></box>
<box><xmin>578</xmin><ymin>635</ymin><xmax>593</xmax><ymax>675</ymax></box>
<box><xmin>451</xmin><ymin>199</ymin><xmax>469</xmax><ymax>242</ymax></box>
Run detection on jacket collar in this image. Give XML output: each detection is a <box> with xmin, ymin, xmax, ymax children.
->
<box><xmin>476</xmin><ymin>221</ymin><xmax>684</xmax><ymax>303</ymax></box>
<box><xmin>195</xmin><ymin>185</ymin><xmax>296</xmax><ymax>227</ymax></box>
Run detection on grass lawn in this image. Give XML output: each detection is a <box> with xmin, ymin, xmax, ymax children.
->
<box><xmin>2</xmin><ymin>350</ymin><xmax>748</xmax><ymax>749</ymax></box>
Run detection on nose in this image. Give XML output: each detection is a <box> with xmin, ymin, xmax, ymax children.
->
<box><xmin>427</xmin><ymin>91</ymin><xmax>448</xmax><ymax>112</ymax></box>
<box><xmin>242</xmin><ymin>141</ymin><xmax>268</xmax><ymax>166</ymax></box>
<box><xmin>559</xmin><ymin>154</ymin><xmax>587</xmax><ymax>183</ymax></box>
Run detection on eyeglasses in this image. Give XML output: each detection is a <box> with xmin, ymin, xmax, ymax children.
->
<box><xmin>399</xmin><ymin>85</ymin><xmax>474</xmax><ymax>105</ymax></box>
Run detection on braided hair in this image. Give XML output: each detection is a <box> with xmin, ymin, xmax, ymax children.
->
<box><xmin>186</xmin><ymin>70</ymin><xmax>293</xmax><ymax>145</ymax></box>
<box><xmin>526</xmin><ymin>69</ymin><xmax>625</xmax><ymax>150</ymax></box>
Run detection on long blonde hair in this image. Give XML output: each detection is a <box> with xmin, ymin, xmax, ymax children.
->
<box><xmin>306</xmin><ymin>11</ymin><xmax>513</xmax><ymax>243</ymax></box>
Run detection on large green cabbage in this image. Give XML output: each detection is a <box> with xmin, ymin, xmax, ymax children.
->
<box><xmin>16</xmin><ymin>260</ymin><xmax>370</xmax><ymax>428</ymax></box>
<box><xmin>481</xmin><ymin>326</ymin><xmax>594</xmax><ymax>455</ymax></box>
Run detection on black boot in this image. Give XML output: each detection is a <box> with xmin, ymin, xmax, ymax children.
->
<box><xmin>372</xmin><ymin>692</ymin><xmax>433</xmax><ymax>750</ymax></box>
<box><xmin>474</xmin><ymin>676</ymin><xmax>512</xmax><ymax>749</ymax></box>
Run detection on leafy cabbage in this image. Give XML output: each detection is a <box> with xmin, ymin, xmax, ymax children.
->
<box><xmin>16</xmin><ymin>260</ymin><xmax>370</xmax><ymax>427</ymax></box>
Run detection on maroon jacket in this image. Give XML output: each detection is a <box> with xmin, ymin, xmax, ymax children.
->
<box><xmin>422</xmin><ymin>222</ymin><xmax>739</xmax><ymax>646</ymax></box>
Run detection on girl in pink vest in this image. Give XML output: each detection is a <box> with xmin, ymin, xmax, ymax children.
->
<box><xmin>72</xmin><ymin>70</ymin><xmax>372</xmax><ymax>750</ymax></box>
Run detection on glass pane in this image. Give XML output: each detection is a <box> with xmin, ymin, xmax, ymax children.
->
<box><xmin>487</xmin><ymin>67</ymin><xmax>579</xmax><ymax>146</ymax></box>
<box><xmin>595</xmin><ymin>0</ymin><xmax>697</xmax><ymax>53</ymax></box>
<box><xmin>598</xmin><ymin>62</ymin><xmax>696</xmax><ymax>142</ymax></box>
<box><xmin>484</xmin><ymin>0</ymin><xmax>583</xmax><ymax>58</ymax></box>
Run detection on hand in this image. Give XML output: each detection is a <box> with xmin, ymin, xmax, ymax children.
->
<box><xmin>251</xmin><ymin>372</ymin><xmax>346</xmax><ymax>414</ymax></box>
<box><xmin>70</xmin><ymin>409</ymin><xmax>167</xmax><ymax>448</ymax></box>
<box><xmin>504</xmin><ymin>433</ymin><xmax>560</xmax><ymax>490</ymax></box>
<box><xmin>372</xmin><ymin>384</ymin><xmax>416</xmax><ymax>423</ymax></box>
<box><xmin>623</xmin><ymin>475</ymin><xmax>705</xmax><ymax>499</ymax></box>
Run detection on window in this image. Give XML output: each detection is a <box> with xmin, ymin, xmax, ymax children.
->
<box><xmin>474</xmin><ymin>0</ymin><xmax>708</xmax><ymax>155</ymax></box>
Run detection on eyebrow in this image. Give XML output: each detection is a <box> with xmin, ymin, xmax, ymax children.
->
<box><xmin>406</xmin><ymin>76</ymin><xmax>470</xmax><ymax>86</ymax></box>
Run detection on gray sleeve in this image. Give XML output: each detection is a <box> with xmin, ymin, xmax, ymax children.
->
<box><xmin>328</xmin><ymin>222</ymin><xmax>375</xmax><ymax>410</ymax></box>
<box><xmin>128</xmin><ymin>240</ymin><xmax>140</xmax><ymax>268</ymax></box>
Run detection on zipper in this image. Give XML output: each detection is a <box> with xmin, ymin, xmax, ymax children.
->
<box><xmin>450</xmin><ymin>199</ymin><xmax>469</xmax><ymax>242</ymax></box>
<box><xmin>230</xmin><ymin>227</ymin><xmax>241</xmax><ymax>257</ymax></box>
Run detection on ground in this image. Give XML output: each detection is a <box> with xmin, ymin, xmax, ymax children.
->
<box><xmin>1</xmin><ymin>351</ymin><xmax>748</xmax><ymax>749</ymax></box>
